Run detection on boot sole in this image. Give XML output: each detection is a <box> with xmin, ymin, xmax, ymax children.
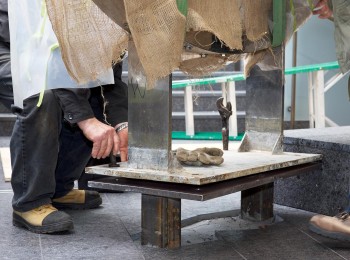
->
<box><xmin>309</xmin><ymin>222</ymin><xmax>350</xmax><ymax>242</ymax></box>
<box><xmin>52</xmin><ymin>197</ymin><xmax>102</xmax><ymax>210</ymax></box>
<box><xmin>13</xmin><ymin>213</ymin><xmax>74</xmax><ymax>234</ymax></box>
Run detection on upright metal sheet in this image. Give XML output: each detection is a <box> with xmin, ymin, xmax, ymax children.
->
<box><xmin>127</xmin><ymin>41</ymin><xmax>172</xmax><ymax>170</ymax></box>
<box><xmin>239</xmin><ymin>46</ymin><xmax>285</xmax><ymax>154</ymax></box>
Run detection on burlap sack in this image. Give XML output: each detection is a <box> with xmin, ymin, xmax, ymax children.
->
<box><xmin>186</xmin><ymin>0</ymin><xmax>243</xmax><ymax>51</ymax></box>
<box><xmin>46</xmin><ymin>0</ymin><xmax>128</xmax><ymax>83</ymax></box>
<box><xmin>46</xmin><ymin>0</ymin><xmax>315</xmax><ymax>86</ymax></box>
<box><xmin>123</xmin><ymin>0</ymin><xmax>186</xmax><ymax>87</ymax></box>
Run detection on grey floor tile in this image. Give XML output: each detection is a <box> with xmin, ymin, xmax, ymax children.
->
<box><xmin>0</xmin><ymin>193</ymin><xmax>42</xmax><ymax>260</ymax></box>
<box><xmin>139</xmin><ymin>240</ymin><xmax>246</xmax><ymax>260</ymax></box>
<box><xmin>40</xmin><ymin>204</ymin><xmax>144</xmax><ymax>260</ymax></box>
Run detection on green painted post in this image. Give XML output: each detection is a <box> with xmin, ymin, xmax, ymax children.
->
<box><xmin>272</xmin><ymin>0</ymin><xmax>286</xmax><ymax>47</ymax></box>
<box><xmin>176</xmin><ymin>0</ymin><xmax>188</xmax><ymax>17</ymax></box>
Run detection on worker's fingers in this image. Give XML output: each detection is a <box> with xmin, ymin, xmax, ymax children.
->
<box><xmin>112</xmin><ymin>133</ymin><xmax>120</xmax><ymax>156</ymax></box>
<box><xmin>77</xmin><ymin>118</ymin><xmax>118</xmax><ymax>159</ymax></box>
<box><xmin>116</xmin><ymin>127</ymin><xmax>128</xmax><ymax>161</ymax></box>
<box><xmin>92</xmin><ymin>135</ymin><xmax>109</xmax><ymax>159</ymax></box>
<box><xmin>91</xmin><ymin>142</ymin><xmax>100</xmax><ymax>159</ymax></box>
<box><xmin>119</xmin><ymin>147</ymin><xmax>128</xmax><ymax>162</ymax></box>
<box><xmin>100</xmin><ymin>133</ymin><xmax>114</xmax><ymax>159</ymax></box>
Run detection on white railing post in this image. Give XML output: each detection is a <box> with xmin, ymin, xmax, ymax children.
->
<box><xmin>184</xmin><ymin>85</ymin><xmax>195</xmax><ymax>136</ymax></box>
<box><xmin>307</xmin><ymin>72</ymin><xmax>315</xmax><ymax>128</ymax></box>
<box><xmin>227</xmin><ymin>82</ymin><xmax>238</xmax><ymax>137</ymax></box>
<box><xmin>221</xmin><ymin>82</ymin><xmax>238</xmax><ymax>137</ymax></box>
<box><xmin>313</xmin><ymin>70</ymin><xmax>325</xmax><ymax>128</ymax></box>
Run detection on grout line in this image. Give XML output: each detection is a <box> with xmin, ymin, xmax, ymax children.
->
<box><xmin>232</xmin><ymin>248</ymin><xmax>248</xmax><ymax>260</ymax></box>
<box><xmin>299</xmin><ymin>228</ymin><xmax>348</xmax><ymax>260</ymax></box>
<box><xmin>39</xmin><ymin>235</ymin><xmax>44</xmax><ymax>260</ymax></box>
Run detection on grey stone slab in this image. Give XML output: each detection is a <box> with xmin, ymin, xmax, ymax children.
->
<box><xmin>284</xmin><ymin>126</ymin><xmax>350</xmax><ymax>153</ymax></box>
<box><xmin>275</xmin><ymin>127</ymin><xmax>350</xmax><ymax>215</ymax></box>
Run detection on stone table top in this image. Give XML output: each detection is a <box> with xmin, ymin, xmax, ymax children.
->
<box><xmin>86</xmin><ymin>151</ymin><xmax>322</xmax><ymax>185</ymax></box>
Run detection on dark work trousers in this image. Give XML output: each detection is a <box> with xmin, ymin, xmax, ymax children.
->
<box><xmin>10</xmin><ymin>88</ymin><xmax>105</xmax><ymax>212</ymax></box>
<box><xmin>0</xmin><ymin>41</ymin><xmax>13</xmax><ymax>109</ymax></box>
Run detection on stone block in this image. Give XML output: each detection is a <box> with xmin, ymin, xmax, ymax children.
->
<box><xmin>275</xmin><ymin>126</ymin><xmax>350</xmax><ymax>215</ymax></box>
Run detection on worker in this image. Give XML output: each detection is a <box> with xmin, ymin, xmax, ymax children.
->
<box><xmin>309</xmin><ymin>0</ymin><xmax>350</xmax><ymax>242</ymax></box>
<box><xmin>1</xmin><ymin>0</ymin><xmax>128</xmax><ymax>234</ymax></box>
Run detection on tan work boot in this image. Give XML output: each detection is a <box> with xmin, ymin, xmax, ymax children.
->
<box><xmin>52</xmin><ymin>189</ymin><xmax>102</xmax><ymax>210</ymax></box>
<box><xmin>13</xmin><ymin>204</ymin><xmax>73</xmax><ymax>234</ymax></box>
<box><xmin>309</xmin><ymin>212</ymin><xmax>350</xmax><ymax>241</ymax></box>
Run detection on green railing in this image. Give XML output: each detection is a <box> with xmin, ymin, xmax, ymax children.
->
<box><xmin>171</xmin><ymin>61</ymin><xmax>341</xmax><ymax>141</ymax></box>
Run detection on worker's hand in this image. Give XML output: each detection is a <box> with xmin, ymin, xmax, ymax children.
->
<box><xmin>116</xmin><ymin>127</ymin><xmax>128</xmax><ymax>161</ymax></box>
<box><xmin>77</xmin><ymin>117</ymin><xmax>120</xmax><ymax>159</ymax></box>
<box><xmin>313</xmin><ymin>0</ymin><xmax>333</xmax><ymax>19</ymax></box>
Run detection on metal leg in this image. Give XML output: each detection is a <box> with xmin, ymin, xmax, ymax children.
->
<box><xmin>239</xmin><ymin>46</ymin><xmax>285</xmax><ymax>154</ymax></box>
<box><xmin>127</xmin><ymin>40</ymin><xmax>173</xmax><ymax>171</ymax></box>
<box><xmin>241</xmin><ymin>183</ymin><xmax>274</xmax><ymax>221</ymax></box>
<box><xmin>141</xmin><ymin>194</ymin><xmax>181</xmax><ymax>249</ymax></box>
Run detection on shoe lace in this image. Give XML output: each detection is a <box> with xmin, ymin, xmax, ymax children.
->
<box><xmin>336</xmin><ymin>211</ymin><xmax>350</xmax><ymax>220</ymax></box>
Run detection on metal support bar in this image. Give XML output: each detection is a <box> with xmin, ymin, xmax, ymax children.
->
<box><xmin>241</xmin><ymin>183</ymin><xmax>274</xmax><ymax>221</ymax></box>
<box><xmin>325</xmin><ymin>116</ymin><xmax>338</xmax><ymax>127</ymax></box>
<box><xmin>88</xmin><ymin>162</ymin><xmax>321</xmax><ymax>201</ymax></box>
<box><xmin>324</xmin><ymin>72</ymin><xmax>347</xmax><ymax>93</ymax></box>
<box><xmin>141</xmin><ymin>194</ymin><xmax>181</xmax><ymax>249</ymax></box>
<box><xmin>238</xmin><ymin>46</ymin><xmax>284</xmax><ymax>154</ymax></box>
<box><xmin>127</xmin><ymin>40</ymin><xmax>173</xmax><ymax>170</ymax></box>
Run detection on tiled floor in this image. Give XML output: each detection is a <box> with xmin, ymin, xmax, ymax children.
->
<box><xmin>1</xmin><ymin>137</ymin><xmax>350</xmax><ymax>260</ymax></box>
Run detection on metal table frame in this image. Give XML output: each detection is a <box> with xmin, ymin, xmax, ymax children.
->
<box><xmin>88</xmin><ymin>162</ymin><xmax>321</xmax><ymax>248</ymax></box>
<box><xmin>86</xmin><ymin>43</ymin><xmax>323</xmax><ymax>249</ymax></box>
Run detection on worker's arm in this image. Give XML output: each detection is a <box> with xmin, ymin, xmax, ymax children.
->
<box><xmin>102</xmin><ymin>61</ymin><xmax>128</xmax><ymax>161</ymax></box>
<box><xmin>52</xmin><ymin>88</ymin><xmax>119</xmax><ymax>159</ymax></box>
<box><xmin>103</xmin><ymin>62</ymin><xmax>128</xmax><ymax>126</ymax></box>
